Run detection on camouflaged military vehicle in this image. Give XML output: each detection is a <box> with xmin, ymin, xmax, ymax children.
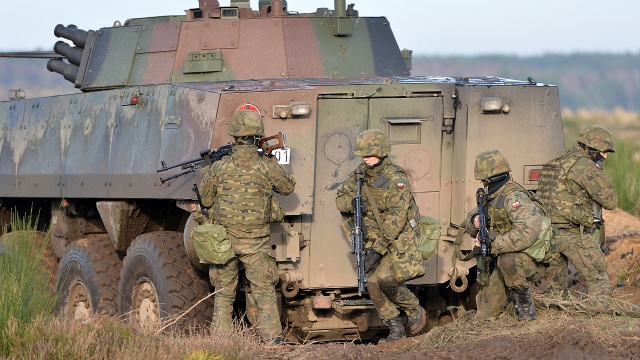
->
<box><xmin>0</xmin><ymin>0</ymin><xmax>565</xmax><ymax>342</ymax></box>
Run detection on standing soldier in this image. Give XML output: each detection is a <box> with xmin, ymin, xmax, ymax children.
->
<box><xmin>537</xmin><ymin>125</ymin><xmax>618</xmax><ymax>296</ymax></box>
<box><xmin>464</xmin><ymin>150</ymin><xmax>552</xmax><ymax>321</ymax></box>
<box><xmin>199</xmin><ymin>109</ymin><xmax>296</xmax><ymax>345</ymax></box>
<box><xmin>335</xmin><ymin>129</ymin><xmax>426</xmax><ymax>342</ymax></box>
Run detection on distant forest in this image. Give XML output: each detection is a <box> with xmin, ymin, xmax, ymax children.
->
<box><xmin>2</xmin><ymin>53</ymin><xmax>639</xmax><ymax>110</ymax></box>
<box><xmin>412</xmin><ymin>53</ymin><xmax>640</xmax><ymax>111</ymax></box>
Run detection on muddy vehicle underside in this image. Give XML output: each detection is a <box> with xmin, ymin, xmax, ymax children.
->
<box><xmin>0</xmin><ymin>0</ymin><xmax>565</xmax><ymax>342</ymax></box>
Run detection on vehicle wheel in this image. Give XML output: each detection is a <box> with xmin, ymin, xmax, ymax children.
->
<box><xmin>56</xmin><ymin>236</ymin><xmax>121</xmax><ymax>320</ymax></box>
<box><xmin>0</xmin><ymin>230</ymin><xmax>57</xmax><ymax>289</ymax></box>
<box><xmin>119</xmin><ymin>231</ymin><xmax>214</xmax><ymax>332</ymax></box>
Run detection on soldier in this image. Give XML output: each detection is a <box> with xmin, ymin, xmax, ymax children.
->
<box><xmin>335</xmin><ymin>129</ymin><xmax>426</xmax><ymax>342</ymax></box>
<box><xmin>199</xmin><ymin>109</ymin><xmax>296</xmax><ymax>345</ymax></box>
<box><xmin>464</xmin><ymin>150</ymin><xmax>551</xmax><ymax>321</ymax></box>
<box><xmin>537</xmin><ymin>125</ymin><xmax>618</xmax><ymax>296</ymax></box>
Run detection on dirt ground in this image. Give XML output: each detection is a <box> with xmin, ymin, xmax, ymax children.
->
<box><xmin>272</xmin><ymin>208</ymin><xmax>640</xmax><ymax>359</ymax></box>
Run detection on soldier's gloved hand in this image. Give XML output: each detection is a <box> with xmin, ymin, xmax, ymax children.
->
<box><xmin>364</xmin><ymin>249</ymin><xmax>383</xmax><ymax>275</ymax></box>
<box><xmin>193</xmin><ymin>211</ymin><xmax>207</xmax><ymax>225</ymax></box>
<box><xmin>351</xmin><ymin>198</ymin><xmax>368</xmax><ymax>214</ymax></box>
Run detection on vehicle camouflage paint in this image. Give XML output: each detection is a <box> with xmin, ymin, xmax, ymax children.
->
<box><xmin>0</xmin><ymin>0</ymin><xmax>565</xmax><ymax>342</ymax></box>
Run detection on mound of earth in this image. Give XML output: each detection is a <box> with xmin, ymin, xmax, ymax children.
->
<box><xmin>604</xmin><ymin>208</ymin><xmax>640</xmax><ymax>304</ymax></box>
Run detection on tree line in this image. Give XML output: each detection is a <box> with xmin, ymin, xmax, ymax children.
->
<box><xmin>2</xmin><ymin>53</ymin><xmax>640</xmax><ymax>110</ymax></box>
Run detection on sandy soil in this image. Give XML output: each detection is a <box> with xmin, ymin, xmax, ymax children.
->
<box><xmin>272</xmin><ymin>208</ymin><xmax>640</xmax><ymax>359</ymax></box>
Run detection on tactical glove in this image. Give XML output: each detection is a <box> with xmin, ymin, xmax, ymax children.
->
<box><xmin>193</xmin><ymin>211</ymin><xmax>207</xmax><ymax>225</ymax></box>
<box><xmin>364</xmin><ymin>249</ymin><xmax>383</xmax><ymax>275</ymax></box>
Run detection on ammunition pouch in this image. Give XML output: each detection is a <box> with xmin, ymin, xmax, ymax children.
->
<box><xmin>522</xmin><ymin>216</ymin><xmax>553</xmax><ymax>262</ymax></box>
<box><xmin>192</xmin><ymin>223</ymin><xmax>235</xmax><ymax>265</ymax></box>
<box><xmin>416</xmin><ymin>215</ymin><xmax>440</xmax><ymax>261</ymax></box>
<box><xmin>553</xmin><ymin>192</ymin><xmax>594</xmax><ymax>228</ymax></box>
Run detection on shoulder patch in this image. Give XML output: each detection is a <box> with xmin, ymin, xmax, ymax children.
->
<box><xmin>511</xmin><ymin>201</ymin><xmax>521</xmax><ymax>209</ymax></box>
<box><xmin>397</xmin><ymin>182</ymin><xmax>405</xmax><ymax>189</ymax></box>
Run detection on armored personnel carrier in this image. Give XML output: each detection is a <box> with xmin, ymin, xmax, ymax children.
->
<box><xmin>0</xmin><ymin>0</ymin><xmax>565</xmax><ymax>341</ymax></box>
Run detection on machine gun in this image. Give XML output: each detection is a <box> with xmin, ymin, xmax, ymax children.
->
<box><xmin>157</xmin><ymin>131</ymin><xmax>288</xmax><ymax>184</ymax></box>
<box><xmin>351</xmin><ymin>170</ymin><xmax>367</xmax><ymax>296</ymax></box>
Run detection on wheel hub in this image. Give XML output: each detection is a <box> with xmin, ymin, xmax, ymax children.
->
<box><xmin>133</xmin><ymin>280</ymin><xmax>160</xmax><ymax>328</ymax></box>
<box><xmin>67</xmin><ymin>280</ymin><xmax>92</xmax><ymax>320</ymax></box>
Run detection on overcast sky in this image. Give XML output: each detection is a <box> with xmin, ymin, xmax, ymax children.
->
<box><xmin>2</xmin><ymin>0</ymin><xmax>638</xmax><ymax>56</ymax></box>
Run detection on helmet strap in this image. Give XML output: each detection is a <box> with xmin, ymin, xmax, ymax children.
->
<box><xmin>365</xmin><ymin>156</ymin><xmax>386</xmax><ymax>170</ymax></box>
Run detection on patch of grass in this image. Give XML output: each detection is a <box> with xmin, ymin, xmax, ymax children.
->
<box><xmin>618</xmin><ymin>272</ymin><xmax>631</xmax><ymax>284</ymax></box>
<box><xmin>604</xmin><ymin>139</ymin><xmax>640</xmax><ymax>216</ymax></box>
<box><xmin>4</xmin><ymin>315</ymin><xmax>270</xmax><ymax>360</ymax></box>
<box><xmin>0</xmin><ymin>211</ymin><xmax>56</xmax><ymax>356</ymax></box>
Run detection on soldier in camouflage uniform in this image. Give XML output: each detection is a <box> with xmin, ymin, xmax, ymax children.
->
<box><xmin>464</xmin><ymin>150</ymin><xmax>551</xmax><ymax>321</ymax></box>
<box><xmin>537</xmin><ymin>125</ymin><xmax>617</xmax><ymax>296</ymax></box>
<box><xmin>335</xmin><ymin>129</ymin><xmax>426</xmax><ymax>342</ymax></box>
<box><xmin>199</xmin><ymin>109</ymin><xmax>296</xmax><ymax>345</ymax></box>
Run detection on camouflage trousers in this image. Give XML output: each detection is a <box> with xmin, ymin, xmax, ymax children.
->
<box><xmin>476</xmin><ymin>252</ymin><xmax>538</xmax><ymax>318</ymax></box>
<box><xmin>367</xmin><ymin>252</ymin><xmax>420</xmax><ymax>322</ymax></box>
<box><xmin>543</xmin><ymin>228</ymin><xmax>610</xmax><ymax>296</ymax></box>
<box><xmin>209</xmin><ymin>251</ymin><xmax>281</xmax><ymax>340</ymax></box>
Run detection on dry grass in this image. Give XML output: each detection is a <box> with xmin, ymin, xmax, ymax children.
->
<box><xmin>3</xmin><ymin>314</ymin><xmax>271</xmax><ymax>360</ymax></box>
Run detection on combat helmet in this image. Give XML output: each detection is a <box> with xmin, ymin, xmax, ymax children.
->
<box><xmin>577</xmin><ymin>125</ymin><xmax>615</xmax><ymax>153</ymax></box>
<box><xmin>474</xmin><ymin>150</ymin><xmax>511</xmax><ymax>180</ymax></box>
<box><xmin>354</xmin><ymin>129</ymin><xmax>391</xmax><ymax>157</ymax></box>
<box><xmin>227</xmin><ymin>110</ymin><xmax>265</xmax><ymax>137</ymax></box>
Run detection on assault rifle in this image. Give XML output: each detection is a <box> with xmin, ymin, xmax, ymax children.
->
<box><xmin>476</xmin><ymin>187</ymin><xmax>490</xmax><ymax>256</ymax></box>
<box><xmin>351</xmin><ymin>170</ymin><xmax>367</xmax><ymax>295</ymax></box>
<box><xmin>157</xmin><ymin>131</ymin><xmax>288</xmax><ymax>184</ymax></box>
<box><xmin>475</xmin><ymin>187</ymin><xmax>492</xmax><ymax>283</ymax></box>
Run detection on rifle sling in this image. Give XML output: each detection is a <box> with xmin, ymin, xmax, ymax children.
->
<box><xmin>362</xmin><ymin>184</ymin><xmax>405</xmax><ymax>253</ymax></box>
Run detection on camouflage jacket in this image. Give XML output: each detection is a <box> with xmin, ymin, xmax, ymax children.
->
<box><xmin>335</xmin><ymin>157</ymin><xmax>419</xmax><ymax>256</ymax></box>
<box><xmin>464</xmin><ymin>180</ymin><xmax>545</xmax><ymax>255</ymax></box>
<box><xmin>537</xmin><ymin>146</ymin><xmax>617</xmax><ymax>228</ymax></box>
<box><xmin>200</xmin><ymin>145</ymin><xmax>295</xmax><ymax>253</ymax></box>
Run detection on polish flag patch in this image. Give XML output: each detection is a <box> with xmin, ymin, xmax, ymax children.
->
<box><xmin>512</xmin><ymin>201</ymin><xmax>521</xmax><ymax>209</ymax></box>
<box><xmin>397</xmin><ymin>183</ymin><xmax>405</xmax><ymax>189</ymax></box>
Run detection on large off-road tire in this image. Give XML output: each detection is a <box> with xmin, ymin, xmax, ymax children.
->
<box><xmin>119</xmin><ymin>231</ymin><xmax>214</xmax><ymax>332</ymax></box>
<box><xmin>55</xmin><ymin>236</ymin><xmax>121</xmax><ymax>320</ymax></box>
<box><xmin>0</xmin><ymin>230</ymin><xmax>57</xmax><ymax>289</ymax></box>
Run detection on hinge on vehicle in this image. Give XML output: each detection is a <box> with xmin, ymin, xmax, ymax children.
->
<box><xmin>442</xmin><ymin>118</ymin><xmax>454</xmax><ymax>134</ymax></box>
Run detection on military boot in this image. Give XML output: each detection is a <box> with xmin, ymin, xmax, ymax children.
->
<box><xmin>407</xmin><ymin>306</ymin><xmax>426</xmax><ymax>336</ymax></box>
<box><xmin>379</xmin><ymin>317</ymin><xmax>406</xmax><ymax>343</ymax></box>
<box><xmin>513</xmin><ymin>287</ymin><xmax>536</xmax><ymax>321</ymax></box>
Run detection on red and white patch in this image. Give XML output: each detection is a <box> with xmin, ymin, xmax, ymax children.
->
<box><xmin>511</xmin><ymin>201</ymin><xmax>521</xmax><ymax>209</ymax></box>
<box><xmin>397</xmin><ymin>183</ymin><xmax>405</xmax><ymax>189</ymax></box>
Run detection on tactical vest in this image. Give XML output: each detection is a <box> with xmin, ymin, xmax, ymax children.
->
<box><xmin>365</xmin><ymin>163</ymin><xmax>420</xmax><ymax>231</ymax></box>
<box><xmin>537</xmin><ymin>149</ymin><xmax>594</xmax><ymax>228</ymax></box>
<box><xmin>213</xmin><ymin>156</ymin><xmax>271</xmax><ymax>230</ymax></box>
